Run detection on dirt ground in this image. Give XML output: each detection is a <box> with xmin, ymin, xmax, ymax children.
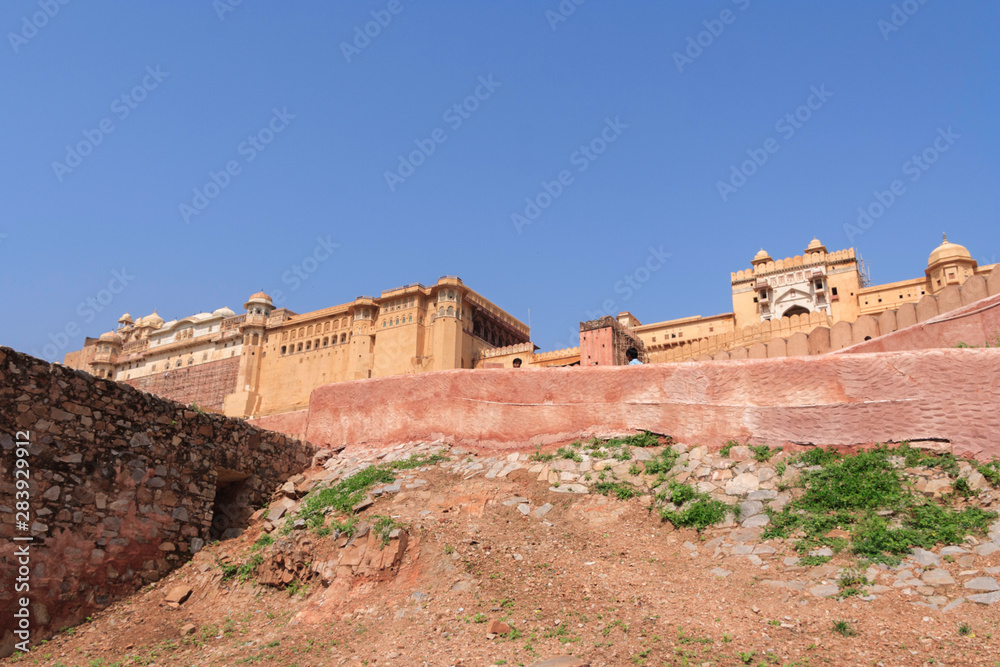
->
<box><xmin>12</xmin><ymin>456</ymin><xmax>1000</xmax><ymax>667</ymax></box>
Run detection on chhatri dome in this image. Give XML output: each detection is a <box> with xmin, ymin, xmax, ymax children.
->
<box><xmin>213</xmin><ymin>306</ymin><xmax>236</xmax><ymax>318</ymax></box>
<box><xmin>928</xmin><ymin>233</ymin><xmax>973</xmax><ymax>268</ymax></box>
<box><xmin>244</xmin><ymin>291</ymin><xmax>274</xmax><ymax>317</ymax></box>
<box><xmin>137</xmin><ymin>310</ymin><xmax>164</xmax><ymax>328</ymax></box>
<box><xmin>804</xmin><ymin>237</ymin><xmax>827</xmax><ymax>254</ymax></box>
<box><xmin>751</xmin><ymin>248</ymin><xmax>772</xmax><ymax>266</ymax></box>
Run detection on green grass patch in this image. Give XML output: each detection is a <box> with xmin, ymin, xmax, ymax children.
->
<box><xmin>764</xmin><ymin>445</ymin><xmax>997</xmax><ymax>565</ymax></box>
<box><xmin>557</xmin><ymin>446</ymin><xmax>582</xmax><ymax>462</ymax></box>
<box><xmin>793</xmin><ymin>447</ymin><xmax>842</xmax><ymax>468</ymax></box>
<box><xmin>656</xmin><ymin>480</ymin><xmax>733</xmax><ymax>531</ymax></box>
<box><xmin>894</xmin><ymin>442</ymin><xmax>960</xmax><ymax>475</ymax></box>
<box><xmin>643</xmin><ymin>448</ymin><xmax>680</xmax><ymax>477</ymax></box>
<box><xmin>290</xmin><ymin>453</ymin><xmax>443</xmax><ymax>533</ymax></box>
<box><xmin>371</xmin><ymin>515</ymin><xmax>405</xmax><ymax>547</ymax></box>
<box><xmin>977</xmin><ymin>460</ymin><xmax>1000</xmax><ymax>487</ymax></box>
<box><xmin>593</xmin><ymin>480</ymin><xmax>641</xmax><ymax>500</ymax></box>
<box><xmin>529</xmin><ymin>446</ymin><xmax>555</xmax><ymax>462</ymax></box>
<box><xmin>219</xmin><ymin>552</ymin><xmax>263</xmax><ymax>583</ymax></box>
<box><xmin>797</xmin><ymin>555</ymin><xmax>832</xmax><ymax>567</ymax></box>
<box><xmin>750</xmin><ymin>444</ymin><xmax>781</xmax><ymax>462</ymax></box>
<box><xmin>719</xmin><ymin>440</ymin><xmax>738</xmax><ymax>458</ymax></box>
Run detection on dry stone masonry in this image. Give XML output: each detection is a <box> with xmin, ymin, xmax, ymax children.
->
<box><xmin>0</xmin><ymin>346</ymin><xmax>314</xmax><ymax>652</ymax></box>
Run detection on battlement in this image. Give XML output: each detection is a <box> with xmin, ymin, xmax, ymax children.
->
<box><xmin>732</xmin><ymin>248</ymin><xmax>857</xmax><ymax>284</ymax></box>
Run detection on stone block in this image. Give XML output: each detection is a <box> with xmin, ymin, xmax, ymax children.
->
<box><xmin>916</xmin><ymin>295</ymin><xmax>939</xmax><ymax>322</ymax></box>
<box><xmin>961</xmin><ymin>275</ymin><xmax>988</xmax><ymax>305</ymax></box>
<box><xmin>807</xmin><ymin>327</ymin><xmax>831</xmax><ymax>355</ymax></box>
<box><xmin>938</xmin><ymin>285</ymin><xmax>963</xmax><ymax>314</ymax></box>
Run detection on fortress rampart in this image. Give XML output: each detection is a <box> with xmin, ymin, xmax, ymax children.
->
<box><xmin>0</xmin><ymin>347</ymin><xmax>314</xmax><ymax>651</ymax></box>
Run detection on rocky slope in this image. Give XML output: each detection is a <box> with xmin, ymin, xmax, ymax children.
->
<box><xmin>16</xmin><ymin>438</ymin><xmax>1000</xmax><ymax>667</ymax></box>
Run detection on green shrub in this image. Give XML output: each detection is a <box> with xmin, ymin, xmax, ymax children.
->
<box><xmin>593</xmin><ymin>481</ymin><xmax>640</xmax><ymax>500</ymax></box>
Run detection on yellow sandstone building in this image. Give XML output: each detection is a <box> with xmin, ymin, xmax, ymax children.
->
<box><xmin>65</xmin><ymin>236</ymin><xmax>995</xmax><ymax>417</ymax></box>
<box><xmin>65</xmin><ymin>276</ymin><xmax>530</xmax><ymax>417</ymax></box>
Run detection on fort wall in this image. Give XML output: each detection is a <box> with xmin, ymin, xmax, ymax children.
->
<box><xmin>711</xmin><ymin>267</ymin><xmax>1000</xmax><ymax>362</ymax></box>
<box><xmin>0</xmin><ymin>347</ymin><xmax>314</xmax><ymax>651</ymax></box>
<box><xmin>123</xmin><ymin>356</ymin><xmax>240</xmax><ymax>412</ymax></box>
<box><xmin>302</xmin><ymin>348</ymin><xmax>1000</xmax><ymax>460</ymax></box>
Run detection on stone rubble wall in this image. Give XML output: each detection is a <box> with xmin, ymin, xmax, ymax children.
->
<box><xmin>303</xmin><ymin>347</ymin><xmax>1000</xmax><ymax>460</ymax></box>
<box><xmin>0</xmin><ymin>346</ymin><xmax>315</xmax><ymax>647</ymax></box>
<box><xmin>123</xmin><ymin>356</ymin><xmax>240</xmax><ymax>413</ymax></box>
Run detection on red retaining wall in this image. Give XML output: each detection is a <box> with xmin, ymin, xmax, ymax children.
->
<box><xmin>302</xmin><ymin>348</ymin><xmax>1000</xmax><ymax>461</ymax></box>
<box><xmin>248</xmin><ymin>409</ymin><xmax>310</xmax><ymax>441</ymax></box>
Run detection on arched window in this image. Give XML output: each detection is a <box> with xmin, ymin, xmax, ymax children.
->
<box><xmin>395</xmin><ymin>317</ymin><xmax>399</xmax><ymax>325</ymax></box>
<box><xmin>306</xmin><ymin>341</ymin><xmax>312</xmax><ymax>350</ymax></box>
<box><xmin>314</xmin><ymin>338</ymin><xmax>319</xmax><ymax>348</ymax></box>
<box><xmin>340</xmin><ymin>333</ymin><xmax>346</xmax><ymax>343</ymax></box>
<box><xmin>408</xmin><ymin>315</ymin><xmax>412</xmax><ymax>323</ymax></box>
<box><xmin>447</xmin><ymin>306</ymin><xmax>454</xmax><ymax>316</ymax></box>
<box><xmin>281</xmin><ymin>345</ymin><xmax>287</xmax><ymax>354</ymax></box>
<box><xmin>322</xmin><ymin>337</ymin><xmax>328</xmax><ymax>346</ymax></box>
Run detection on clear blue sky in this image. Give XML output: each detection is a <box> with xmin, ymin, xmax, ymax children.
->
<box><xmin>2</xmin><ymin>1</ymin><xmax>997</xmax><ymax>361</ymax></box>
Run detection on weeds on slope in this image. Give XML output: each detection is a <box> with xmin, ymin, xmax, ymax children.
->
<box><xmin>764</xmin><ymin>444</ymin><xmax>996</xmax><ymax>565</ymax></box>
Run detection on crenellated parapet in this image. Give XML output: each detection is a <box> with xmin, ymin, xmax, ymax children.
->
<box><xmin>479</xmin><ymin>341</ymin><xmax>536</xmax><ymax>359</ymax></box>
<box><xmin>731</xmin><ymin>248</ymin><xmax>857</xmax><ymax>285</ymax></box>
<box><xmin>532</xmin><ymin>346</ymin><xmax>580</xmax><ymax>361</ymax></box>
<box><xmin>697</xmin><ymin>265</ymin><xmax>1000</xmax><ymax>362</ymax></box>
